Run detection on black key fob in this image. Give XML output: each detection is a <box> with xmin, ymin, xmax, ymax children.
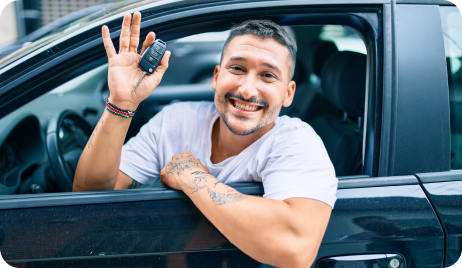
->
<box><xmin>139</xmin><ymin>39</ymin><xmax>167</xmax><ymax>74</ymax></box>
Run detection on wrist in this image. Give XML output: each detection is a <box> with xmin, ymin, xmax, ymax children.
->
<box><xmin>178</xmin><ymin>168</ymin><xmax>210</xmax><ymax>193</ymax></box>
<box><xmin>179</xmin><ymin>171</ymin><xmax>193</xmax><ymax>192</ymax></box>
<box><xmin>108</xmin><ymin>96</ymin><xmax>139</xmax><ymax>111</ymax></box>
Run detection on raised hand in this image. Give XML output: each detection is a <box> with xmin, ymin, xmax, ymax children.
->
<box><xmin>102</xmin><ymin>12</ymin><xmax>171</xmax><ymax>111</ymax></box>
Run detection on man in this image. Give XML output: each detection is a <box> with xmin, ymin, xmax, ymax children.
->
<box><xmin>74</xmin><ymin>12</ymin><xmax>337</xmax><ymax>268</ymax></box>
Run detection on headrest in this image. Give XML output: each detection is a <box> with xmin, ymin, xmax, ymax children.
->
<box><xmin>305</xmin><ymin>40</ymin><xmax>339</xmax><ymax>76</ymax></box>
<box><xmin>320</xmin><ymin>51</ymin><xmax>367</xmax><ymax>118</ymax></box>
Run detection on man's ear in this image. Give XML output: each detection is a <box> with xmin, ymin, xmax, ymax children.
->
<box><xmin>211</xmin><ymin>65</ymin><xmax>220</xmax><ymax>91</ymax></box>
<box><xmin>283</xmin><ymin>81</ymin><xmax>296</xmax><ymax>107</ymax></box>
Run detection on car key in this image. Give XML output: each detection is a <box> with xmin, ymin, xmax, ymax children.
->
<box><xmin>133</xmin><ymin>39</ymin><xmax>167</xmax><ymax>91</ymax></box>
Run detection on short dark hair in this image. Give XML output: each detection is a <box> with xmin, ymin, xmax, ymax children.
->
<box><xmin>221</xmin><ymin>20</ymin><xmax>297</xmax><ymax>79</ymax></box>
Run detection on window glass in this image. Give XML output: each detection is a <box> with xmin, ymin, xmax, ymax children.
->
<box><xmin>160</xmin><ymin>31</ymin><xmax>227</xmax><ymax>86</ymax></box>
<box><xmin>308</xmin><ymin>25</ymin><xmax>365</xmax><ymax>85</ymax></box>
<box><xmin>319</xmin><ymin>25</ymin><xmax>367</xmax><ymax>54</ymax></box>
<box><xmin>440</xmin><ymin>6</ymin><xmax>462</xmax><ymax>169</ymax></box>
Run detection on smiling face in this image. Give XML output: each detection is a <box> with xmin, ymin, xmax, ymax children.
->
<box><xmin>211</xmin><ymin>34</ymin><xmax>296</xmax><ymax>136</ymax></box>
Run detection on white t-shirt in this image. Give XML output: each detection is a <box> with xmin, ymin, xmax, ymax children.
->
<box><xmin>120</xmin><ymin>101</ymin><xmax>338</xmax><ymax>208</ymax></box>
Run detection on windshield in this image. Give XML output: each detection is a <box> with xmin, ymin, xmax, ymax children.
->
<box><xmin>0</xmin><ymin>10</ymin><xmax>108</xmax><ymax>67</ymax></box>
<box><xmin>0</xmin><ymin>0</ymin><xmax>183</xmax><ymax>69</ymax></box>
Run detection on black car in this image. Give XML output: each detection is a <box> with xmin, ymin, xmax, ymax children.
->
<box><xmin>0</xmin><ymin>0</ymin><xmax>460</xmax><ymax>267</ymax></box>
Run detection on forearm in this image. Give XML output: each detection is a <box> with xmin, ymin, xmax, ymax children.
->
<box><xmin>179</xmin><ymin>172</ymin><xmax>316</xmax><ymax>267</ymax></box>
<box><xmin>73</xmin><ymin>108</ymin><xmax>133</xmax><ymax>191</ymax></box>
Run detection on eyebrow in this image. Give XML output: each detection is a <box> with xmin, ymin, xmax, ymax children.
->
<box><xmin>262</xmin><ymin>62</ymin><xmax>282</xmax><ymax>75</ymax></box>
<box><xmin>229</xmin><ymin>56</ymin><xmax>247</xmax><ymax>62</ymax></box>
<box><xmin>229</xmin><ymin>56</ymin><xmax>282</xmax><ymax>75</ymax></box>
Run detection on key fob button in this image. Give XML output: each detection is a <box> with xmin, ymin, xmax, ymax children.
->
<box><xmin>139</xmin><ymin>58</ymin><xmax>155</xmax><ymax>74</ymax></box>
<box><xmin>151</xmin><ymin>50</ymin><xmax>160</xmax><ymax>59</ymax></box>
<box><xmin>144</xmin><ymin>51</ymin><xmax>155</xmax><ymax>62</ymax></box>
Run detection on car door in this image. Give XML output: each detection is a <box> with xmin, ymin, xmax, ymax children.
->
<box><xmin>413</xmin><ymin>5</ymin><xmax>462</xmax><ymax>268</ymax></box>
<box><xmin>0</xmin><ymin>1</ymin><xmax>447</xmax><ymax>268</ymax></box>
<box><xmin>315</xmin><ymin>2</ymin><xmax>447</xmax><ymax>268</ymax></box>
<box><xmin>0</xmin><ymin>186</ymin><xmax>264</xmax><ymax>267</ymax></box>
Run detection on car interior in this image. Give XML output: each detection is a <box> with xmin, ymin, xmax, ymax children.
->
<box><xmin>0</xmin><ymin>21</ymin><xmax>368</xmax><ymax>195</ymax></box>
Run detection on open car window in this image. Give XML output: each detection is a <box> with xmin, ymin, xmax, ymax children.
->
<box><xmin>0</xmin><ymin>20</ymin><xmax>368</xmax><ymax>196</ymax></box>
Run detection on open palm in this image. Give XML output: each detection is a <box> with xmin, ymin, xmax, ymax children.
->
<box><xmin>102</xmin><ymin>12</ymin><xmax>171</xmax><ymax>111</ymax></box>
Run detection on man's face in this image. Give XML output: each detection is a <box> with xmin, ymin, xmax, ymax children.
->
<box><xmin>212</xmin><ymin>34</ymin><xmax>296</xmax><ymax>136</ymax></box>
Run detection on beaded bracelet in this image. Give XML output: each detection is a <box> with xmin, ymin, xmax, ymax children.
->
<box><xmin>105</xmin><ymin>99</ymin><xmax>137</xmax><ymax>119</ymax></box>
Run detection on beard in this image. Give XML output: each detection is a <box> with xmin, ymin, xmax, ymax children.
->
<box><xmin>215</xmin><ymin>92</ymin><xmax>281</xmax><ymax>136</ymax></box>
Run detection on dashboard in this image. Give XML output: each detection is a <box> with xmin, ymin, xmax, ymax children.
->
<box><xmin>0</xmin><ymin>65</ymin><xmax>107</xmax><ymax>195</ymax></box>
<box><xmin>0</xmin><ymin>116</ymin><xmax>47</xmax><ymax>194</ymax></box>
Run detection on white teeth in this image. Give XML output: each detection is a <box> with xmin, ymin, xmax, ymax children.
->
<box><xmin>233</xmin><ymin>100</ymin><xmax>259</xmax><ymax>111</ymax></box>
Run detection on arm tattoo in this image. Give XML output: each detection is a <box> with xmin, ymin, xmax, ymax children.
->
<box><xmin>189</xmin><ymin>171</ymin><xmax>211</xmax><ymax>193</ymax></box>
<box><xmin>213</xmin><ymin>180</ymin><xmax>235</xmax><ymax>192</ymax></box>
<box><xmin>87</xmin><ymin>126</ymin><xmax>98</xmax><ymax>148</ymax></box>
<box><xmin>206</xmin><ymin>188</ymin><xmax>247</xmax><ymax>206</ymax></box>
<box><xmin>88</xmin><ymin>110</ymin><xmax>106</xmax><ymax>149</ymax></box>
<box><xmin>127</xmin><ymin>179</ymin><xmax>142</xmax><ymax>189</ymax></box>
<box><xmin>189</xmin><ymin>171</ymin><xmax>247</xmax><ymax>206</ymax></box>
<box><xmin>99</xmin><ymin>110</ymin><xmax>106</xmax><ymax>125</ymax></box>
<box><xmin>165</xmin><ymin>155</ymin><xmax>199</xmax><ymax>175</ymax></box>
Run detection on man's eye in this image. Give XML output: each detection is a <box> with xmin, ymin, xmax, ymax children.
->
<box><xmin>231</xmin><ymin>66</ymin><xmax>244</xmax><ymax>72</ymax></box>
<box><xmin>263</xmin><ymin>73</ymin><xmax>276</xmax><ymax>79</ymax></box>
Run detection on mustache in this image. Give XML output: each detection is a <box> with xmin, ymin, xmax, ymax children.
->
<box><xmin>224</xmin><ymin>92</ymin><xmax>269</xmax><ymax>108</ymax></box>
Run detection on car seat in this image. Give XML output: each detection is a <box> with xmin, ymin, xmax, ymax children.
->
<box><xmin>310</xmin><ymin>51</ymin><xmax>367</xmax><ymax>176</ymax></box>
<box><xmin>280</xmin><ymin>40</ymin><xmax>339</xmax><ymax>122</ymax></box>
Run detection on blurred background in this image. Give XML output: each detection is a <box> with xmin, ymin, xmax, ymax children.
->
<box><xmin>0</xmin><ymin>0</ymin><xmax>123</xmax><ymax>51</ymax></box>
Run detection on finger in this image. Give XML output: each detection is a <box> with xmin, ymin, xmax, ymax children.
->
<box><xmin>140</xmin><ymin>32</ymin><xmax>156</xmax><ymax>55</ymax></box>
<box><xmin>154</xmin><ymin>50</ymin><xmax>171</xmax><ymax>75</ymax></box>
<box><xmin>102</xmin><ymin>26</ymin><xmax>116</xmax><ymax>59</ymax></box>
<box><xmin>160</xmin><ymin>177</ymin><xmax>167</xmax><ymax>187</ymax></box>
<box><xmin>129</xmin><ymin>12</ymin><xmax>141</xmax><ymax>53</ymax></box>
<box><xmin>119</xmin><ymin>13</ymin><xmax>131</xmax><ymax>53</ymax></box>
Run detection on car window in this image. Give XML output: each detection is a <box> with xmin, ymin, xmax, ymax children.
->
<box><xmin>440</xmin><ymin>6</ymin><xmax>462</xmax><ymax>169</ymax></box>
<box><xmin>159</xmin><ymin>31</ymin><xmax>228</xmax><ymax>85</ymax></box>
<box><xmin>141</xmin><ymin>25</ymin><xmax>368</xmax><ymax>178</ymax></box>
<box><xmin>319</xmin><ymin>25</ymin><xmax>366</xmax><ymax>54</ymax></box>
<box><xmin>310</xmin><ymin>25</ymin><xmax>366</xmax><ymax>85</ymax></box>
<box><xmin>0</xmin><ymin>21</ymin><xmax>369</xmax><ymax>196</ymax></box>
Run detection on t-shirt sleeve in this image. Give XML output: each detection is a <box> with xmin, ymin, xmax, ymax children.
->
<box><xmin>119</xmin><ymin>110</ymin><xmax>164</xmax><ymax>185</ymax></box>
<box><xmin>261</xmin><ymin>126</ymin><xmax>338</xmax><ymax>208</ymax></box>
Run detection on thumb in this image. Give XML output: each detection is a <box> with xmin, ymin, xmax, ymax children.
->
<box><xmin>156</xmin><ymin>50</ymin><xmax>171</xmax><ymax>75</ymax></box>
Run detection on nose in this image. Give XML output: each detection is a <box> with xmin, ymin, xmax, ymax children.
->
<box><xmin>237</xmin><ymin>72</ymin><xmax>260</xmax><ymax>100</ymax></box>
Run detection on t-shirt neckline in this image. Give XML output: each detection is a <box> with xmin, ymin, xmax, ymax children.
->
<box><xmin>205</xmin><ymin>109</ymin><xmax>281</xmax><ymax>167</ymax></box>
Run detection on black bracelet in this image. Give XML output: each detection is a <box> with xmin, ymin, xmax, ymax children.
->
<box><xmin>105</xmin><ymin>99</ymin><xmax>137</xmax><ymax>118</ymax></box>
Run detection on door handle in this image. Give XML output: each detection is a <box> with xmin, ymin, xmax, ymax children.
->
<box><xmin>317</xmin><ymin>253</ymin><xmax>404</xmax><ymax>268</ymax></box>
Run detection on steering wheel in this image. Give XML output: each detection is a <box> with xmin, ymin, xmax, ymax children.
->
<box><xmin>46</xmin><ymin>111</ymin><xmax>93</xmax><ymax>192</ymax></box>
